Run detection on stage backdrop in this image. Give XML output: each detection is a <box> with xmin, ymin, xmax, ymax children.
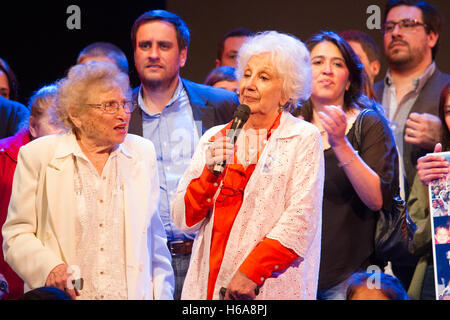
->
<box><xmin>168</xmin><ymin>0</ymin><xmax>449</xmax><ymax>85</ymax></box>
<box><xmin>1</xmin><ymin>0</ymin><xmax>448</xmax><ymax>104</ymax></box>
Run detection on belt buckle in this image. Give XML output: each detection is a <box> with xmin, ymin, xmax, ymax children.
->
<box><xmin>168</xmin><ymin>240</ymin><xmax>184</xmax><ymax>251</ymax></box>
<box><xmin>168</xmin><ymin>240</ymin><xmax>192</xmax><ymax>256</ymax></box>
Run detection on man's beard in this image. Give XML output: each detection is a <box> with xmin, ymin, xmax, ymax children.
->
<box><xmin>142</xmin><ymin>72</ymin><xmax>178</xmax><ymax>91</ymax></box>
<box><xmin>387</xmin><ymin>40</ymin><xmax>427</xmax><ymax>71</ymax></box>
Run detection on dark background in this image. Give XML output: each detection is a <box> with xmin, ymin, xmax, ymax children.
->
<box><xmin>1</xmin><ymin>0</ymin><xmax>449</xmax><ymax>105</ymax></box>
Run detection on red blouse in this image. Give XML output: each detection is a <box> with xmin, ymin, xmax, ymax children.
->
<box><xmin>183</xmin><ymin>113</ymin><xmax>298</xmax><ymax>300</ymax></box>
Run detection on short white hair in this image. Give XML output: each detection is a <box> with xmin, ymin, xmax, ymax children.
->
<box><xmin>236</xmin><ymin>31</ymin><xmax>312</xmax><ymax>110</ymax></box>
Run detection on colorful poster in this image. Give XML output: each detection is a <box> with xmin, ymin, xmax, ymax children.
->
<box><xmin>428</xmin><ymin>152</ymin><xmax>450</xmax><ymax>300</ymax></box>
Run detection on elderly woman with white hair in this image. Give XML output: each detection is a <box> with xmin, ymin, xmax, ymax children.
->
<box><xmin>2</xmin><ymin>61</ymin><xmax>174</xmax><ymax>300</ymax></box>
<box><xmin>171</xmin><ymin>31</ymin><xmax>324</xmax><ymax>300</ymax></box>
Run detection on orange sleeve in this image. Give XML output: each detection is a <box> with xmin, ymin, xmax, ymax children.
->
<box><xmin>239</xmin><ymin>238</ymin><xmax>299</xmax><ymax>286</ymax></box>
<box><xmin>184</xmin><ymin>166</ymin><xmax>222</xmax><ymax>227</ymax></box>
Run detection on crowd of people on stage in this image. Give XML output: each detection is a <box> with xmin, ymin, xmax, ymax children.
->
<box><xmin>1</xmin><ymin>0</ymin><xmax>449</xmax><ymax>300</ymax></box>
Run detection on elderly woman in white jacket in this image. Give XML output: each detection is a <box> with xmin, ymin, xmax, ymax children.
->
<box><xmin>2</xmin><ymin>61</ymin><xmax>174</xmax><ymax>300</ymax></box>
<box><xmin>171</xmin><ymin>31</ymin><xmax>324</xmax><ymax>300</ymax></box>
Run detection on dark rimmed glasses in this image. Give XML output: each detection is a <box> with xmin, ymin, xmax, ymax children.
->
<box><xmin>382</xmin><ymin>18</ymin><xmax>428</xmax><ymax>34</ymax></box>
<box><xmin>86</xmin><ymin>101</ymin><xmax>136</xmax><ymax>114</ymax></box>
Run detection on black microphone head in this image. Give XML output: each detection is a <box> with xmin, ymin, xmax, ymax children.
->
<box><xmin>234</xmin><ymin>104</ymin><xmax>251</xmax><ymax>122</ymax></box>
<box><xmin>215</xmin><ymin>104</ymin><xmax>250</xmax><ymax>175</ymax></box>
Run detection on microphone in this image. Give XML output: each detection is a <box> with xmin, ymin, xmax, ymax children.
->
<box><xmin>213</xmin><ymin>104</ymin><xmax>251</xmax><ymax>175</ymax></box>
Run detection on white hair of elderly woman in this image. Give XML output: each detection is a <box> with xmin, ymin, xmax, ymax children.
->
<box><xmin>236</xmin><ymin>30</ymin><xmax>312</xmax><ymax>111</ymax></box>
<box><xmin>52</xmin><ymin>61</ymin><xmax>131</xmax><ymax>131</ymax></box>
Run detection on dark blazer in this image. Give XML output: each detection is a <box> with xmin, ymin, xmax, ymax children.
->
<box><xmin>128</xmin><ymin>78</ymin><xmax>239</xmax><ymax>137</ymax></box>
<box><xmin>374</xmin><ymin>68</ymin><xmax>450</xmax><ymax>193</ymax></box>
<box><xmin>0</xmin><ymin>96</ymin><xmax>30</xmax><ymax>139</ymax></box>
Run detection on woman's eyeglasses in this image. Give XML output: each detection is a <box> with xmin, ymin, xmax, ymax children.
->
<box><xmin>86</xmin><ymin>101</ymin><xmax>136</xmax><ymax>114</ymax></box>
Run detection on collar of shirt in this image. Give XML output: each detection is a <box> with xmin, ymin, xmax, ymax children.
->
<box><xmin>137</xmin><ymin>77</ymin><xmax>185</xmax><ymax>117</ymax></box>
<box><xmin>384</xmin><ymin>61</ymin><xmax>436</xmax><ymax>94</ymax></box>
<box><xmin>209</xmin><ymin>111</ymin><xmax>283</xmax><ymax>143</ymax></box>
<box><xmin>210</xmin><ymin>111</ymin><xmax>283</xmax><ymax>167</ymax></box>
<box><xmin>54</xmin><ymin>130</ymin><xmax>133</xmax><ymax>161</ymax></box>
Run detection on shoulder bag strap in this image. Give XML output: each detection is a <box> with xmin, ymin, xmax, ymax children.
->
<box><xmin>354</xmin><ymin>108</ymin><xmax>372</xmax><ymax>150</ymax></box>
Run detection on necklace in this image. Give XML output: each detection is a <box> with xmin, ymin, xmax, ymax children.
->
<box><xmin>243</xmin><ymin>130</ymin><xmax>266</xmax><ymax>166</ymax></box>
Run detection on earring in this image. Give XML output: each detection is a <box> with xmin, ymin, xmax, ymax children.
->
<box><xmin>279</xmin><ymin>100</ymin><xmax>291</xmax><ymax>112</ymax></box>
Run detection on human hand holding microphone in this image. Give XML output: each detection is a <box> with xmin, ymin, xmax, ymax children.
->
<box><xmin>207</xmin><ymin>105</ymin><xmax>251</xmax><ymax>175</ymax></box>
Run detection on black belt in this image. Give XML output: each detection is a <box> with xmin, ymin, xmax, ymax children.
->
<box><xmin>167</xmin><ymin>240</ymin><xmax>193</xmax><ymax>255</ymax></box>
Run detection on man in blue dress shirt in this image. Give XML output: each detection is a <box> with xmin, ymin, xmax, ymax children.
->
<box><xmin>128</xmin><ymin>10</ymin><xmax>239</xmax><ymax>299</ymax></box>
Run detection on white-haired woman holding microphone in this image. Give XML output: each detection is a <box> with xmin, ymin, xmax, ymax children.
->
<box><xmin>171</xmin><ymin>31</ymin><xmax>324</xmax><ymax>300</ymax></box>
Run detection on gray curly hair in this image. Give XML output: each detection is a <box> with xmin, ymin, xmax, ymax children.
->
<box><xmin>52</xmin><ymin>61</ymin><xmax>131</xmax><ymax>131</ymax></box>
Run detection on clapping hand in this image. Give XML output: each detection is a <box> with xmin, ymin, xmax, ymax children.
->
<box><xmin>317</xmin><ymin>105</ymin><xmax>348</xmax><ymax>148</ymax></box>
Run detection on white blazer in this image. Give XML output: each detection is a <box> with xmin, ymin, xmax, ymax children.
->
<box><xmin>171</xmin><ymin>112</ymin><xmax>324</xmax><ymax>300</ymax></box>
<box><xmin>2</xmin><ymin>132</ymin><xmax>174</xmax><ymax>300</ymax></box>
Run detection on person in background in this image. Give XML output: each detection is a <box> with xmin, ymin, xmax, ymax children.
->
<box><xmin>346</xmin><ymin>272</ymin><xmax>409</xmax><ymax>300</ymax></box>
<box><xmin>294</xmin><ymin>31</ymin><xmax>398</xmax><ymax>300</ymax></box>
<box><xmin>0</xmin><ymin>273</ymin><xmax>8</xmax><ymax>300</ymax></box>
<box><xmin>340</xmin><ymin>30</ymin><xmax>381</xmax><ymax>86</ymax></box>
<box><xmin>172</xmin><ymin>31</ymin><xmax>324</xmax><ymax>300</ymax></box>
<box><xmin>215</xmin><ymin>27</ymin><xmax>254</xmax><ymax>68</ymax></box>
<box><xmin>19</xmin><ymin>286</ymin><xmax>73</xmax><ymax>300</ymax></box>
<box><xmin>0</xmin><ymin>57</ymin><xmax>19</xmax><ymax>101</ymax></box>
<box><xmin>2</xmin><ymin>61</ymin><xmax>174</xmax><ymax>300</ymax></box>
<box><xmin>0</xmin><ymin>84</ymin><xmax>62</xmax><ymax>300</ymax></box>
<box><xmin>129</xmin><ymin>9</ymin><xmax>239</xmax><ymax>299</ymax></box>
<box><xmin>407</xmin><ymin>83</ymin><xmax>449</xmax><ymax>299</ymax></box>
<box><xmin>204</xmin><ymin>66</ymin><xmax>239</xmax><ymax>94</ymax></box>
<box><xmin>374</xmin><ymin>0</ymin><xmax>449</xmax><ymax>291</ymax></box>
<box><xmin>340</xmin><ymin>30</ymin><xmax>381</xmax><ymax>100</ymax></box>
<box><xmin>77</xmin><ymin>42</ymin><xmax>129</xmax><ymax>74</ymax></box>
<box><xmin>0</xmin><ymin>96</ymin><xmax>29</xmax><ymax>139</ymax></box>
<box><xmin>0</xmin><ymin>58</ymin><xmax>29</xmax><ymax>139</ymax></box>
<box><xmin>374</xmin><ymin>0</ymin><xmax>449</xmax><ymax>196</ymax></box>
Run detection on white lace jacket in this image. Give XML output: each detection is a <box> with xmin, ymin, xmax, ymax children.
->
<box><xmin>171</xmin><ymin>112</ymin><xmax>324</xmax><ymax>300</ymax></box>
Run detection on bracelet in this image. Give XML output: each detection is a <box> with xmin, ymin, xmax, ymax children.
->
<box><xmin>337</xmin><ymin>151</ymin><xmax>358</xmax><ymax>168</ymax></box>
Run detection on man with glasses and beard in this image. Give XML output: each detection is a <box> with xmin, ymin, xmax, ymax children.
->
<box><xmin>374</xmin><ymin>0</ymin><xmax>449</xmax><ymax>300</ymax></box>
<box><xmin>375</xmin><ymin>0</ymin><xmax>449</xmax><ymax>196</ymax></box>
